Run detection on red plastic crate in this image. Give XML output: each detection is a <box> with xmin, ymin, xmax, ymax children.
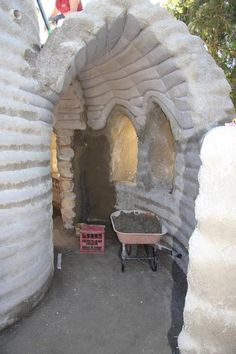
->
<box><xmin>80</xmin><ymin>224</ymin><xmax>105</xmax><ymax>254</ymax></box>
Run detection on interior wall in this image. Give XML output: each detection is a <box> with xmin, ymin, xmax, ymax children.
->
<box><xmin>74</xmin><ymin>130</ymin><xmax>116</xmax><ymax>223</ymax></box>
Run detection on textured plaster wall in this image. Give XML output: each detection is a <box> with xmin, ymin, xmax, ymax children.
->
<box><xmin>0</xmin><ymin>0</ymin><xmax>54</xmax><ymax>330</ymax></box>
<box><xmin>73</xmin><ymin>129</ymin><xmax>116</xmax><ymax>222</ymax></box>
<box><xmin>179</xmin><ymin>126</ymin><xmax>236</xmax><ymax>353</ymax></box>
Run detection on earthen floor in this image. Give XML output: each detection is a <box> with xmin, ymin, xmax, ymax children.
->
<box><xmin>0</xmin><ymin>217</ymin><xmax>186</xmax><ymax>354</ymax></box>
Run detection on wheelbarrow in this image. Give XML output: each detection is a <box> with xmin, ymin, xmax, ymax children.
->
<box><xmin>111</xmin><ymin>210</ymin><xmax>176</xmax><ymax>272</ymax></box>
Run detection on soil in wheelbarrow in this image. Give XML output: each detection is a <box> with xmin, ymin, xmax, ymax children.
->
<box><xmin>113</xmin><ymin>211</ymin><xmax>161</xmax><ymax>234</ymax></box>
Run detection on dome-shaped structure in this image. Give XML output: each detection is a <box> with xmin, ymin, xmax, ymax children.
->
<box><xmin>0</xmin><ymin>0</ymin><xmax>234</xmax><ymax>332</ymax></box>
<box><xmin>37</xmin><ymin>0</ymin><xmax>234</xmax><ymax>267</ymax></box>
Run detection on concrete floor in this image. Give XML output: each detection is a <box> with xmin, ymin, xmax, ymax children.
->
<box><xmin>0</xmin><ymin>217</ymin><xmax>186</xmax><ymax>354</ymax></box>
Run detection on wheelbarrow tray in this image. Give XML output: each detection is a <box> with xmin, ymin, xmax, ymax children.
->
<box><xmin>110</xmin><ymin>210</ymin><xmax>167</xmax><ymax>244</ymax></box>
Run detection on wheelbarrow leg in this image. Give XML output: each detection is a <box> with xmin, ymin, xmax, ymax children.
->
<box><xmin>125</xmin><ymin>244</ymin><xmax>131</xmax><ymax>256</ymax></box>
<box><xmin>151</xmin><ymin>245</ymin><xmax>158</xmax><ymax>272</ymax></box>
<box><xmin>145</xmin><ymin>245</ymin><xmax>158</xmax><ymax>271</ymax></box>
<box><xmin>121</xmin><ymin>243</ymin><xmax>127</xmax><ymax>272</ymax></box>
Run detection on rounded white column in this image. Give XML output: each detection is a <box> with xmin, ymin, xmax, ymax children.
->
<box><xmin>179</xmin><ymin>126</ymin><xmax>236</xmax><ymax>353</ymax></box>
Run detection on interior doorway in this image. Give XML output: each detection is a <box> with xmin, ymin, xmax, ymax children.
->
<box><xmin>73</xmin><ymin>112</ymin><xmax>138</xmax><ymax>224</ymax></box>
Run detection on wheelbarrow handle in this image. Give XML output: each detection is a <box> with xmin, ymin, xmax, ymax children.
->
<box><xmin>155</xmin><ymin>244</ymin><xmax>182</xmax><ymax>259</ymax></box>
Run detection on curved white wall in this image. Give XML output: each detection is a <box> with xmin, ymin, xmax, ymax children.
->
<box><xmin>179</xmin><ymin>126</ymin><xmax>236</xmax><ymax>353</ymax></box>
<box><xmin>0</xmin><ymin>1</ymin><xmax>54</xmax><ymax>329</ymax></box>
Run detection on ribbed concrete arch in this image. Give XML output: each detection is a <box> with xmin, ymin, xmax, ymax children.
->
<box><xmin>37</xmin><ymin>0</ymin><xmax>235</xmax><ymax>270</ymax></box>
<box><xmin>105</xmin><ymin>104</ymin><xmax>138</xmax><ymax>134</ymax></box>
<box><xmin>38</xmin><ymin>0</ymin><xmax>234</xmax><ymax>132</ymax></box>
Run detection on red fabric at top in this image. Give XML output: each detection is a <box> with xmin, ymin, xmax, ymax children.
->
<box><xmin>77</xmin><ymin>1</ymin><xmax>83</xmax><ymax>11</ymax></box>
<box><xmin>56</xmin><ymin>0</ymin><xmax>83</xmax><ymax>14</ymax></box>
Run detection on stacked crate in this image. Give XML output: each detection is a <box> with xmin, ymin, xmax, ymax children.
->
<box><xmin>79</xmin><ymin>224</ymin><xmax>105</xmax><ymax>254</ymax></box>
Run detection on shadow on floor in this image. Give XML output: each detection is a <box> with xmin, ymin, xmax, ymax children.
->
<box><xmin>167</xmin><ymin>258</ymin><xmax>187</xmax><ymax>354</ymax></box>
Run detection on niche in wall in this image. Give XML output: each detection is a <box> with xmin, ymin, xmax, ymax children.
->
<box><xmin>108</xmin><ymin>114</ymin><xmax>138</xmax><ymax>184</ymax></box>
<box><xmin>144</xmin><ymin>103</ymin><xmax>176</xmax><ymax>192</ymax></box>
